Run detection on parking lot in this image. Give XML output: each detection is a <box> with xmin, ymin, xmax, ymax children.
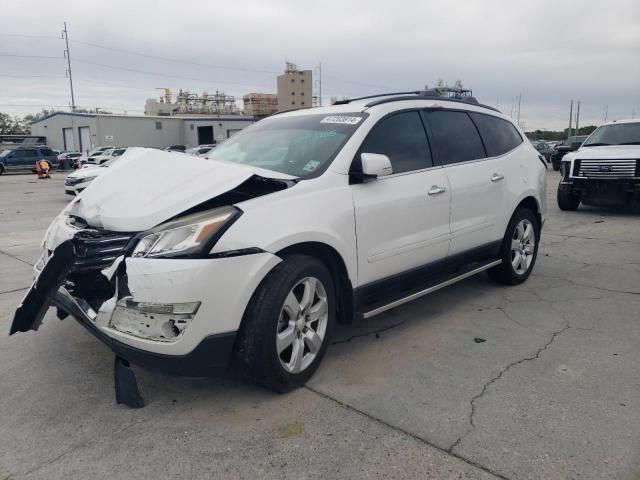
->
<box><xmin>0</xmin><ymin>170</ymin><xmax>638</xmax><ymax>479</ymax></box>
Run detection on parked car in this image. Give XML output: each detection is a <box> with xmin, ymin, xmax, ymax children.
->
<box><xmin>550</xmin><ymin>135</ymin><xmax>587</xmax><ymax>170</ymax></box>
<box><xmin>11</xmin><ymin>93</ymin><xmax>546</xmax><ymax>400</ymax></box>
<box><xmin>557</xmin><ymin>119</ymin><xmax>640</xmax><ymax>210</ymax></box>
<box><xmin>64</xmin><ymin>156</ymin><xmax>122</xmax><ymax>195</ymax></box>
<box><xmin>57</xmin><ymin>152</ymin><xmax>83</xmax><ymax>169</ymax></box>
<box><xmin>81</xmin><ymin>146</ymin><xmax>116</xmax><ymax>166</ymax></box>
<box><xmin>532</xmin><ymin>141</ymin><xmax>553</xmax><ymax>162</ymax></box>
<box><xmin>164</xmin><ymin>144</ymin><xmax>186</xmax><ymax>152</ymax></box>
<box><xmin>186</xmin><ymin>145</ymin><xmax>214</xmax><ymax>156</ymax></box>
<box><xmin>0</xmin><ymin>146</ymin><xmax>58</xmax><ymax>174</ymax></box>
<box><xmin>84</xmin><ymin>147</ymin><xmax>128</xmax><ymax>166</ymax></box>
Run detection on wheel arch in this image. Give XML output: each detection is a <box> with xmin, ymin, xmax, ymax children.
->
<box><xmin>276</xmin><ymin>242</ymin><xmax>355</xmax><ymax>325</ymax></box>
<box><xmin>510</xmin><ymin>194</ymin><xmax>543</xmax><ymax>230</ymax></box>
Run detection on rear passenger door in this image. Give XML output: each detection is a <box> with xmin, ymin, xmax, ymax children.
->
<box><xmin>351</xmin><ymin>110</ymin><xmax>451</xmax><ymax>286</ymax></box>
<box><xmin>423</xmin><ymin>109</ymin><xmax>502</xmax><ymax>255</ymax></box>
<box><xmin>467</xmin><ymin>112</ymin><xmax>525</xmax><ymax>242</ymax></box>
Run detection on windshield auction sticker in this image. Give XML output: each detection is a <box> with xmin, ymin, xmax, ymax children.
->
<box><xmin>320</xmin><ymin>116</ymin><xmax>362</xmax><ymax>125</ymax></box>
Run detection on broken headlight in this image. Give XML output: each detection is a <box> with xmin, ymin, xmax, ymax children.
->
<box><xmin>131</xmin><ymin>206</ymin><xmax>240</xmax><ymax>259</ymax></box>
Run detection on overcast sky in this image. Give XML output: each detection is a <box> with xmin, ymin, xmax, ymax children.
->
<box><xmin>1</xmin><ymin>0</ymin><xmax>638</xmax><ymax>130</ymax></box>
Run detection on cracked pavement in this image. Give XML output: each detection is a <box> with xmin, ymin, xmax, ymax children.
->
<box><xmin>1</xmin><ymin>171</ymin><xmax>639</xmax><ymax>479</ymax></box>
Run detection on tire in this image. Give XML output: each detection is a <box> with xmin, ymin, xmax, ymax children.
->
<box><xmin>233</xmin><ymin>254</ymin><xmax>336</xmax><ymax>392</ymax></box>
<box><xmin>557</xmin><ymin>184</ymin><xmax>580</xmax><ymax>211</ymax></box>
<box><xmin>0</xmin><ymin>165</ymin><xmax>4</xmax><ymax>175</ymax></box>
<box><xmin>552</xmin><ymin>159</ymin><xmax>560</xmax><ymax>171</ymax></box>
<box><xmin>488</xmin><ymin>208</ymin><xmax>540</xmax><ymax>285</ymax></box>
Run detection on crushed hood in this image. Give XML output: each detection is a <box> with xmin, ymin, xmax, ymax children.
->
<box><xmin>71</xmin><ymin>147</ymin><xmax>295</xmax><ymax>231</ymax></box>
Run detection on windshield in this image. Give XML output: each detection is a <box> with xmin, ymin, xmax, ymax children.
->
<box><xmin>583</xmin><ymin>123</ymin><xmax>640</xmax><ymax>146</ymax></box>
<box><xmin>206</xmin><ymin>113</ymin><xmax>366</xmax><ymax>178</ymax></box>
<box><xmin>0</xmin><ymin>150</ymin><xmax>11</xmax><ymax>158</ymax></box>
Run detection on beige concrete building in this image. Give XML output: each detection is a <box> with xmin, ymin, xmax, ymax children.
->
<box><xmin>277</xmin><ymin>62</ymin><xmax>312</xmax><ymax>112</ymax></box>
<box><xmin>243</xmin><ymin>93</ymin><xmax>279</xmax><ymax>118</ymax></box>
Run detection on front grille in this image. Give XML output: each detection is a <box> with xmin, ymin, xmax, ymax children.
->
<box><xmin>72</xmin><ymin>229</ymin><xmax>135</xmax><ymax>274</ymax></box>
<box><xmin>576</xmin><ymin>158</ymin><xmax>639</xmax><ymax>178</ymax></box>
<box><xmin>65</xmin><ymin>222</ymin><xmax>136</xmax><ymax>301</ymax></box>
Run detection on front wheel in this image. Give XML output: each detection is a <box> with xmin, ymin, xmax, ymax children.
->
<box><xmin>557</xmin><ymin>184</ymin><xmax>580</xmax><ymax>211</ymax></box>
<box><xmin>488</xmin><ymin>208</ymin><xmax>540</xmax><ymax>285</ymax></box>
<box><xmin>233</xmin><ymin>255</ymin><xmax>335</xmax><ymax>392</ymax></box>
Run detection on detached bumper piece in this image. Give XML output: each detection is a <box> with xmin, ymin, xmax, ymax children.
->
<box><xmin>11</xmin><ymin>240</ymin><xmax>77</xmax><ymax>335</ymax></box>
<box><xmin>114</xmin><ymin>356</ymin><xmax>144</xmax><ymax>409</ymax></box>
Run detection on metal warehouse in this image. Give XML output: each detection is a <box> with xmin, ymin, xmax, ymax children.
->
<box><xmin>30</xmin><ymin>112</ymin><xmax>256</xmax><ymax>153</ymax></box>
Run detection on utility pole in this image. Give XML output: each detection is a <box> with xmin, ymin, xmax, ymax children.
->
<box><xmin>603</xmin><ymin>105</ymin><xmax>608</xmax><ymax>123</ymax></box>
<box><xmin>517</xmin><ymin>93</ymin><xmax>522</xmax><ymax>127</ymax></box>
<box><xmin>575</xmin><ymin>100</ymin><xmax>581</xmax><ymax>135</ymax></box>
<box><xmin>62</xmin><ymin>22</ymin><xmax>76</xmax><ymax>111</ymax></box>
<box><xmin>568</xmin><ymin>100</ymin><xmax>573</xmax><ymax>139</ymax></box>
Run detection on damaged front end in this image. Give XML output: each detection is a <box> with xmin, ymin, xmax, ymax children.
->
<box><xmin>10</xmin><ymin>170</ymin><xmax>290</xmax><ymax>407</ymax></box>
<box><xmin>10</xmin><ymin>223</ymin><xmax>149</xmax><ymax>407</ymax></box>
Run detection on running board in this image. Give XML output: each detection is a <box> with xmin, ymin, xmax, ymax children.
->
<box><xmin>360</xmin><ymin>259</ymin><xmax>502</xmax><ymax>319</ymax></box>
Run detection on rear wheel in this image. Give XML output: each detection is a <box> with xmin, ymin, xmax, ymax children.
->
<box><xmin>557</xmin><ymin>184</ymin><xmax>580</xmax><ymax>211</ymax></box>
<box><xmin>488</xmin><ymin>208</ymin><xmax>539</xmax><ymax>285</ymax></box>
<box><xmin>234</xmin><ymin>255</ymin><xmax>335</xmax><ymax>392</ymax></box>
<box><xmin>0</xmin><ymin>164</ymin><xmax>4</xmax><ymax>175</ymax></box>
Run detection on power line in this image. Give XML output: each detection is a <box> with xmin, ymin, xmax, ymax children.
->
<box><xmin>0</xmin><ymin>33</ymin><xmax>61</xmax><ymax>40</ymax></box>
<box><xmin>71</xmin><ymin>57</ymin><xmax>274</xmax><ymax>88</ymax></box>
<box><xmin>0</xmin><ymin>74</ymin><xmax>65</xmax><ymax>78</ymax></box>
<box><xmin>0</xmin><ymin>54</ymin><xmax>61</xmax><ymax>60</ymax></box>
<box><xmin>68</xmin><ymin>39</ymin><xmax>280</xmax><ymax>75</ymax></box>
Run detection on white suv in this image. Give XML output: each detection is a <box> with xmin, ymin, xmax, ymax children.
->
<box><xmin>12</xmin><ymin>92</ymin><xmax>546</xmax><ymax>399</ymax></box>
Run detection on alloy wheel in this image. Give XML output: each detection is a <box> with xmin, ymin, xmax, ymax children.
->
<box><xmin>511</xmin><ymin>219</ymin><xmax>535</xmax><ymax>275</ymax></box>
<box><xmin>276</xmin><ymin>276</ymin><xmax>329</xmax><ymax>374</ymax></box>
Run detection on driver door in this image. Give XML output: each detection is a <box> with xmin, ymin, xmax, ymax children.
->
<box><xmin>351</xmin><ymin>111</ymin><xmax>451</xmax><ymax>286</ymax></box>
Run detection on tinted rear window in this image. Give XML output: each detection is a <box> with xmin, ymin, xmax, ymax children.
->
<box><xmin>469</xmin><ymin>113</ymin><xmax>523</xmax><ymax>157</ymax></box>
<box><xmin>425</xmin><ymin>110</ymin><xmax>485</xmax><ymax>165</ymax></box>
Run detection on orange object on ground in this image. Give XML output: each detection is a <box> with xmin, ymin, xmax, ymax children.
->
<box><xmin>36</xmin><ymin>160</ymin><xmax>50</xmax><ymax>179</ymax></box>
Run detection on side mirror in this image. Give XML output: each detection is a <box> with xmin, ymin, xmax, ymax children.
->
<box><xmin>361</xmin><ymin>153</ymin><xmax>393</xmax><ymax>178</ymax></box>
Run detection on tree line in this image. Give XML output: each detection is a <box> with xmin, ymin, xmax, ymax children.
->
<box><xmin>526</xmin><ymin>126</ymin><xmax>597</xmax><ymax>141</ymax></box>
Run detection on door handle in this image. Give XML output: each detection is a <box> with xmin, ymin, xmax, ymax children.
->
<box><xmin>428</xmin><ymin>185</ymin><xmax>447</xmax><ymax>196</ymax></box>
<box><xmin>491</xmin><ymin>173</ymin><xmax>505</xmax><ymax>182</ymax></box>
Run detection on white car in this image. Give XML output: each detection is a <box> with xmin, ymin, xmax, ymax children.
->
<box><xmin>64</xmin><ymin>157</ymin><xmax>120</xmax><ymax>195</ymax></box>
<box><xmin>186</xmin><ymin>145</ymin><xmax>215</xmax><ymax>156</ymax></box>
<box><xmin>558</xmin><ymin>119</ymin><xmax>640</xmax><ymax>210</ymax></box>
<box><xmin>81</xmin><ymin>146</ymin><xmax>116</xmax><ymax>165</ymax></box>
<box><xmin>84</xmin><ymin>147</ymin><xmax>127</xmax><ymax>166</ymax></box>
<box><xmin>12</xmin><ymin>92</ymin><xmax>546</xmax><ymax>402</ymax></box>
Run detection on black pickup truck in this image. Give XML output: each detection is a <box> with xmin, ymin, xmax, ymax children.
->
<box><xmin>550</xmin><ymin>136</ymin><xmax>587</xmax><ymax>171</ymax></box>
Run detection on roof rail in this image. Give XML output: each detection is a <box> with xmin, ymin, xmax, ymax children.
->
<box><xmin>333</xmin><ymin>91</ymin><xmax>423</xmax><ymax>105</ymax></box>
<box><xmin>333</xmin><ymin>90</ymin><xmax>500</xmax><ymax>113</ymax></box>
<box><xmin>367</xmin><ymin>93</ymin><xmax>500</xmax><ymax>113</ymax></box>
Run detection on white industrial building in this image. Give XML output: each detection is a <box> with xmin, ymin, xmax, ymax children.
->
<box><xmin>30</xmin><ymin>112</ymin><xmax>256</xmax><ymax>153</ymax></box>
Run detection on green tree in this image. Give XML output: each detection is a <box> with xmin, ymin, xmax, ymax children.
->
<box><xmin>0</xmin><ymin>112</ymin><xmax>30</xmax><ymax>135</ymax></box>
